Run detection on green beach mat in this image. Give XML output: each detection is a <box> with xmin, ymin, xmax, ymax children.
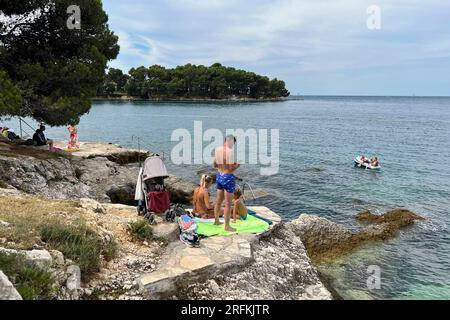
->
<box><xmin>196</xmin><ymin>214</ymin><xmax>270</xmax><ymax>237</ymax></box>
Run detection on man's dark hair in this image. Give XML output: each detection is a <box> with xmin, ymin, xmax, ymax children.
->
<box><xmin>40</xmin><ymin>125</ymin><xmax>46</xmax><ymax>131</ymax></box>
<box><xmin>225</xmin><ymin>135</ymin><xmax>236</xmax><ymax>143</ymax></box>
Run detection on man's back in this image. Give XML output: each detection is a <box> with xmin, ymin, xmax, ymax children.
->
<box><xmin>214</xmin><ymin>145</ymin><xmax>236</xmax><ymax>174</ymax></box>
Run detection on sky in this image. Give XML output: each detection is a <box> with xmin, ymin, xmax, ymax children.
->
<box><xmin>102</xmin><ymin>0</ymin><xmax>450</xmax><ymax>96</ymax></box>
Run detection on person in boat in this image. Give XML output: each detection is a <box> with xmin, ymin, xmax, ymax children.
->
<box><xmin>360</xmin><ymin>155</ymin><xmax>370</xmax><ymax>164</ymax></box>
<box><xmin>370</xmin><ymin>157</ymin><xmax>379</xmax><ymax>167</ymax></box>
<box><xmin>193</xmin><ymin>174</ymin><xmax>223</xmax><ymax>219</ymax></box>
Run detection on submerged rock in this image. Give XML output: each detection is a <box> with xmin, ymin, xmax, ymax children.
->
<box><xmin>356</xmin><ymin>209</ymin><xmax>424</xmax><ymax>225</ymax></box>
<box><xmin>290</xmin><ymin>209</ymin><xmax>424</xmax><ymax>262</ymax></box>
<box><xmin>288</xmin><ymin>214</ymin><xmax>353</xmax><ymax>259</ymax></box>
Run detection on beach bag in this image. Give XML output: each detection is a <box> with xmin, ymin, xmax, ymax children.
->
<box><xmin>146</xmin><ymin>191</ymin><xmax>170</xmax><ymax>213</ymax></box>
<box><xmin>177</xmin><ymin>214</ymin><xmax>197</xmax><ymax>233</ymax></box>
<box><xmin>179</xmin><ymin>232</ymin><xmax>200</xmax><ymax>247</ymax></box>
<box><xmin>177</xmin><ymin>214</ymin><xmax>200</xmax><ymax>247</ymax></box>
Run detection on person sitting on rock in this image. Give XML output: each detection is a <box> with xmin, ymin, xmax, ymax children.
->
<box><xmin>48</xmin><ymin>140</ymin><xmax>63</xmax><ymax>153</ymax></box>
<box><xmin>232</xmin><ymin>188</ymin><xmax>248</xmax><ymax>223</ymax></box>
<box><xmin>193</xmin><ymin>174</ymin><xmax>223</xmax><ymax>219</ymax></box>
<box><xmin>33</xmin><ymin>125</ymin><xmax>48</xmax><ymax>146</ymax></box>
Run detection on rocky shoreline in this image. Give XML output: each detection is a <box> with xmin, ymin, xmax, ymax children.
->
<box><xmin>0</xmin><ymin>141</ymin><xmax>196</xmax><ymax>205</ymax></box>
<box><xmin>92</xmin><ymin>96</ymin><xmax>287</xmax><ymax>103</ymax></box>
<box><xmin>0</xmin><ymin>140</ymin><xmax>424</xmax><ymax>300</ymax></box>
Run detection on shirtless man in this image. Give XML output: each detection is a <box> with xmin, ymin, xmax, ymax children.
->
<box><xmin>214</xmin><ymin>135</ymin><xmax>240</xmax><ymax>232</ymax></box>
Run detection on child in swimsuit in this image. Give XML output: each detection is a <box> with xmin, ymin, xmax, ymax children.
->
<box><xmin>232</xmin><ymin>188</ymin><xmax>248</xmax><ymax>223</ymax></box>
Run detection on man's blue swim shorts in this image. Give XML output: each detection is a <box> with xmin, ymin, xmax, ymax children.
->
<box><xmin>216</xmin><ymin>172</ymin><xmax>236</xmax><ymax>193</ymax></box>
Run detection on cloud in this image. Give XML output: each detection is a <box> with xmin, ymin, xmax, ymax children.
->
<box><xmin>103</xmin><ymin>0</ymin><xmax>450</xmax><ymax>95</ymax></box>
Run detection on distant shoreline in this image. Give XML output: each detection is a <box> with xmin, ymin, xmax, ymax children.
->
<box><xmin>92</xmin><ymin>96</ymin><xmax>287</xmax><ymax>103</ymax></box>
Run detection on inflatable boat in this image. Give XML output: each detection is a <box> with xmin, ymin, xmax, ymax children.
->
<box><xmin>354</xmin><ymin>156</ymin><xmax>381</xmax><ymax>170</ymax></box>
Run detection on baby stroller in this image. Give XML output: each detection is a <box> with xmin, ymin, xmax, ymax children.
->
<box><xmin>135</xmin><ymin>155</ymin><xmax>170</xmax><ymax>224</ymax></box>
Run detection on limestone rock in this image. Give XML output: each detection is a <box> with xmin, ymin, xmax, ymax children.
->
<box><xmin>25</xmin><ymin>249</ymin><xmax>53</xmax><ymax>269</ymax></box>
<box><xmin>66</xmin><ymin>265</ymin><xmax>81</xmax><ymax>291</ymax></box>
<box><xmin>50</xmin><ymin>250</ymin><xmax>65</xmax><ymax>266</ymax></box>
<box><xmin>288</xmin><ymin>214</ymin><xmax>354</xmax><ymax>257</ymax></box>
<box><xmin>288</xmin><ymin>209</ymin><xmax>424</xmax><ymax>261</ymax></box>
<box><xmin>0</xmin><ymin>271</ymin><xmax>22</xmax><ymax>300</ymax></box>
<box><xmin>175</xmin><ymin>223</ymin><xmax>332</xmax><ymax>300</ymax></box>
<box><xmin>0</xmin><ymin>150</ymin><xmax>195</xmax><ymax>205</ymax></box>
<box><xmin>165</xmin><ymin>176</ymin><xmax>196</xmax><ymax>204</ymax></box>
<box><xmin>0</xmin><ymin>220</ymin><xmax>10</xmax><ymax>227</ymax></box>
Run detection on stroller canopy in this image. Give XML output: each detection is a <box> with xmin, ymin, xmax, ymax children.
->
<box><xmin>142</xmin><ymin>155</ymin><xmax>169</xmax><ymax>181</ymax></box>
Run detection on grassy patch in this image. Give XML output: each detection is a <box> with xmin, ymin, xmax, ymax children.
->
<box><xmin>0</xmin><ymin>196</ymin><xmax>117</xmax><ymax>281</ymax></box>
<box><xmin>0</xmin><ymin>251</ymin><xmax>54</xmax><ymax>300</ymax></box>
<box><xmin>40</xmin><ymin>220</ymin><xmax>116</xmax><ymax>276</ymax></box>
<box><xmin>0</xmin><ymin>197</ymin><xmax>81</xmax><ymax>249</ymax></box>
<box><xmin>127</xmin><ymin>219</ymin><xmax>153</xmax><ymax>242</ymax></box>
<box><xmin>0</xmin><ymin>142</ymin><xmax>72</xmax><ymax>160</ymax></box>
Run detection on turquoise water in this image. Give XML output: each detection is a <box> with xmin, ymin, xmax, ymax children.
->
<box><xmin>5</xmin><ymin>96</ymin><xmax>450</xmax><ymax>299</ymax></box>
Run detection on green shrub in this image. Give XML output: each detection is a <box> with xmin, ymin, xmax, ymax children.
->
<box><xmin>40</xmin><ymin>221</ymin><xmax>116</xmax><ymax>276</ymax></box>
<box><xmin>0</xmin><ymin>252</ymin><xmax>54</xmax><ymax>300</ymax></box>
<box><xmin>128</xmin><ymin>219</ymin><xmax>153</xmax><ymax>242</ymax></box>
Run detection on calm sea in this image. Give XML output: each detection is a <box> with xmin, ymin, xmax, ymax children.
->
<box><xmin>6</xmin><ymin>96</ymin><xmax>450</xmax><ymax>299</ymax></box>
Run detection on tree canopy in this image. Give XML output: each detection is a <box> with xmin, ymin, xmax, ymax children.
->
<box><xmin>0</xmin><ymin>0</ymin><xmax>119</xmax><ymax>125</ymax></box>
<box><xmin>98</xmin><ymin>63</ymin><xmax>290</xmax><ymax>100</ymax></box>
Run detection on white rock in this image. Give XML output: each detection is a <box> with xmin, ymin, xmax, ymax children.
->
<box><xmin>300</xmin><ymin>284</ymin><xmax>333</xmax><ymax>300</ymax></box>
<box><xmin>208</xmin><ymin>280</ymin><xmax>220</xmax><ymax>294</ymax></box>
<box><xmin>79</xmin><ymin>198</ymin><xmax>105</xmax><ymax>214</ymax></box>
<box><xmin>66</xmin><ymin>265</ymin><xmax>82</xmax><ymax>291</ymax></box>
<box><xmin>25</xmin><ymin>249</ymin><xmax>53</xmax><ymax>269</ymax></box>
<box><xmin>50</xmin><ymin>250</ymin><xmax>65</xmax><ymax>266</ymax></box>
<box><xmin>0</xmin><ymin>220</ymin><xmax>10</xmax><ymax>227</ymax></box>
<box><xmin>84</xmin><ymin>288</ymin><xmax>93</xmax><ymax>296</ymax></box>
<box><xmin>123</xmin><ymin>284</ymin><xmax>133</xmax><ymax>291</ymax></box>
<box><xmin>0</xmin><ymin>271</ymin><xmax>22</xmax><ymax>300</ymax></box>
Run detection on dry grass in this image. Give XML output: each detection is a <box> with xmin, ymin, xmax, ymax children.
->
<box><xmin>0</xmin><ymin>142</ymin><xmax>72</xmax><ymax>160</ymax></box>
<box><xmin>0</xmin><ymin>195</ymin><xmax>117</xmax><ymax>276</ymax></box>
<box><xmin>0</xmin><ymin>195</ymin><xmax>81</xmax><ymax>249</ymax></box>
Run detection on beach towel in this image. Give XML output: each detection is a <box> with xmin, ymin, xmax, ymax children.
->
<box><xmin>247</xmin><ymin>209</ymin><xmax>273</xmax><ymax>225</ymax></box>
<box><xmin>196</xmin><ymin>214</ymin><xmax>269</xmax><ymax>237</ymax></box>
